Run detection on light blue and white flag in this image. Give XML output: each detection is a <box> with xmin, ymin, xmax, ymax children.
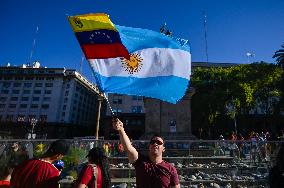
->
<box><xmin>89</xmin><ymin>25</ymin><xmax>191</xmax><ymax>104</ymax></box>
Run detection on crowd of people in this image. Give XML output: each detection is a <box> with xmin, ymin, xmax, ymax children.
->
<box><xmin>0</xmin><ymin>121</ymin><xmax>283</xmax><ymax>188</ymax></box>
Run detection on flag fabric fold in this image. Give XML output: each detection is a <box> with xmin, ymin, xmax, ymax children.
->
<box><xmin>68</xmin><ymin>13</ymin><xmax>191</xmax><ymax>104</ymax></box>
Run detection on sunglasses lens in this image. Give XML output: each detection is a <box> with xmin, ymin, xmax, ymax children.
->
<box><xmin>150</xmin><ymin>140</ymin><xmax>163</xmax><ymax>145</ymax></box>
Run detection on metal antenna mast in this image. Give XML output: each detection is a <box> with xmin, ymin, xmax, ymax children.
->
<box><xmin>203</xmin><ymin>11</ymin><xmax>209</xmax><ymax>63</ymax></box>
<box><xmin>29</xmin><ymin>26</ymin><xmax>39</xmax><ymax>63</ymax></box>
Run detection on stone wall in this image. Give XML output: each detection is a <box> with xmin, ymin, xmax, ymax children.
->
<box><xmin>143</xmin><ymin>87</ymin><xmax>195</xmax><ymax>140</ymax></box>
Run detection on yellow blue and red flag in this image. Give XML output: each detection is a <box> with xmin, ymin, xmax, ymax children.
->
<box><xmin>68</xmin><ymin>13</ymin><xmax>129</xmax><ymax>59</ymax></box>
<box><xmin>68</xmin><ymin>13</ymin><xmax>191</xmax><ymax>104</ymax></box>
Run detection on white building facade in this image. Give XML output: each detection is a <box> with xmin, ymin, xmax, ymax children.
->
<box><xmin>0</xmin><ymin>64</ymin><xmax>100</xmax><ymax>127</ymax></box>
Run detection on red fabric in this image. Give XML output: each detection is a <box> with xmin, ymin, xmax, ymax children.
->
<box><xmin>134</xmin><ymin>154</ymin><xmax>179</xmax><ymax>188</ymax></box>
<box><xmin>81</xmin><ymin>43</ymin><xmax>130</xmax><ymax>59</ymax></box>
<box><xmin>0</xmin><ymin>180</ymin><xmax>10</xmax><ymax>188</ymax></box>
<box><xmin>76</xmin><ymin>164</ymin><xmax>102</xmax><ymax>188</ymax></box>
<box><xmin>10</xmin><ymin>159</ymin><xmax>60</xmax><ymax>188</ymax></box>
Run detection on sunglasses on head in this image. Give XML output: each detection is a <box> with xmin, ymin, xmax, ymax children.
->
<box><xmin>150</xmin><ymin>139</ymin><xmax>163</xmax><ymax>145</ymax></box>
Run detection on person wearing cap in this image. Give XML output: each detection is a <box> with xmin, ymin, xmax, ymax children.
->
<box><xmin>112</xmin><ymin>118</ymin><xmax>180</xmax><ymax>188</ymax></box>
<box><xmin>74</xmin><ymin>147</ymin><xmax>111</xmax><ymax>188</ymax></box>
<box><xmin>10</xmin><ymin>139</ymin><xmax>70</xmax><ymax>188</ymax></box>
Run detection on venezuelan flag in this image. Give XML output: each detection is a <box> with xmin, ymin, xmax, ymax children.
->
<box><xmin>68</xmin><ymin>13</ymin><xmax>129</xmax><ymax>59</ymax></box>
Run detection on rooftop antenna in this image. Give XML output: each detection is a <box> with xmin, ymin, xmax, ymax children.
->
<box><xmin>203</xmin><ymin>11</ymin><xmax>209</xmax><ymax>63</ymax></box>
<box><xmin>29</xmin><ymin>26</ymin><xmax>39</xmax><ymax>64</ymax></box>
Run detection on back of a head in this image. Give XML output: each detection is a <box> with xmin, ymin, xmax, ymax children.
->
<box><xmin>87</xmin><ymin>147</ymin><xmax>111</xmax><ymax>188</ymax></box>
<box><xmin>87</xmin><ymin>147</ymin><xmax>106</xmax><ymax>163</ymax></box>
<box><xmin>0</xmin><ymin>166</ymin><xmax>13</xmax><ymax>179</ymax></box>
<box><xmin>45</xmin><ymin>140</ymin><xmax>70</xmax><ymax>157</ymax></box>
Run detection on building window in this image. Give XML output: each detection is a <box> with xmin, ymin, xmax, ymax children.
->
<box><xmin>21</xmin><ymin>97</ymin><xmax>29</xmax><ymax>101</ymax></box>
<box><xmin>43</xmin><ymin>97</ymin><xmax>51</xmax><ymax>101</ymax></box>
<box><xmin>11</xmin><ymin>97</ymin><xmax>18</xmax><ymax>101</ymax></box>
<box><xmin>64</xmin><ymin>98</ymin><xmax>68</xmax><ymax>103</ymax></box>
<box><xmin>8</xmin><ymin>104</ymin><xmax>16</xmax><ymax>108</ymax></box>
<box><xmin>44</xmin><ymin>90</ymin><xmax>52</xmax><ymax>94</ymax></box>
<box><xmin>20</xmin><ymin>104</ymin><xmax>28</xmax><ymax>108</ymax></box>
<box><xmin>113</xmin><ymin>98</ymin><xmax>122</xmax><ymax>104</ymax></box>
<box><xmin>45</xmin><ymin>83</ymin><xmax>53</xmax><ymax>87</ymax></box>
<box><xmin>132</xmin><ymin>96</ymin><xmax>143</xmax><ymax>100</ymax></box>
<box><xmin>24</xmin><ymin>83</ymin><xmax>32</xmax><ymax>87</ymax></box>
<box><xmin>131</xmin><ymin>106</ymin><xmax>143</xmax><ymax>113</ymax></box>
<box><xmin>13</xmin><ymin>83</ymin><xmax>22</xmax><ymax>87</ymax></box>
<box><xmin>34</xmin><ymin>90</ymin><xmax>41</xmax><ymax>94</ymax></box>
<box><xmin>65</xmin><ymin>91</ymin><xmax>69</xmax><ymax>96</ymax></box>
<box><xmin>0</xmin><ymin>97</ymin><xmax>7</xmax><ymax>102</ymax></box>
<box><xmin>35</xmin><ymin>83</ymin><xmax>43</xmax><ymax>87</ymax></box>
<box><xmin>23</xmin><ymin>90</ymin><xmax>31</xmax><ymax>94</ymax></box>
<box><xmin>12</xmin><ymin>90</ymin><xmax>20</xmax><ymax>94</ymax></box>
<box><xmin>42</xmin><ymin>104</ymin><xmax>49</xmax><ymax>109</ymax></box>
<box><xmin>32</xmin><ymin>97</ymin><xmax>40</xmax><ymax>101</ymax></box>
<box><xmin>1</xmin><ymin>90</ymin><xmax>9</xmax><ymax>94</ymax></box>
<box><xmin>113</xmin><ymin>108</ymin><xmax>122</xmax><ymax>113</ymax></box>
<box><xmin>3</xmin><ymin>83</ymin><xmax>11</xmax><ymax>88</ymax></box>
<box><xmin>31</xmin><ymin>104</ymin><xmax>38</xmax><ymax>109</ymax></box>
<box><xmin>0</xmin><ymin>104</ymin><xmax>5</xmax><ymax>109</ymax></box>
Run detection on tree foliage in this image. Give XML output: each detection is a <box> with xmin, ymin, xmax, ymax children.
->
<box><xmin>191</xmin><ymin>62</ymin><xmax>283</xmax><ymax>137</ymax></box>
<box><xmin>273</xmin><ymin>43</ymin><xmax>284</xmax><ymax>68</ymax></box>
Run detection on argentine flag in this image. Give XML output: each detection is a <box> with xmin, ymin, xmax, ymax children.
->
<box><xmin>69</xmin><ymin>13</ymin><xmax>191</xmax><ymax>104</ymax></box>
<box><xmin>89</xmin><ymin>26</ymin><xmax>191</xmax><ymax>104</ymax></box>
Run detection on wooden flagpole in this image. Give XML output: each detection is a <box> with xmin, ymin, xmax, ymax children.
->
<box><xmin>95</xmin><ymin>93</ymin><xmax>115</xmax><ymax>140</ymax></box>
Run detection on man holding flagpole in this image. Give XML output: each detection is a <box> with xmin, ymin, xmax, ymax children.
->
<box><xmin>112</xmin><ymin>118</ymin><xmax>180</xmax><ymax>188</ymax></box>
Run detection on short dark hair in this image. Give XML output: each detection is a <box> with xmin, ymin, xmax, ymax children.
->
<box><xmin>150</xmin><ymin>134</ymin><xmax>165</xmax><ymax>143</ymax></box>
<box><xmin>45</xmin><ymin>140</ymin><xmax>70</xmax><ymax>156</ymax></box>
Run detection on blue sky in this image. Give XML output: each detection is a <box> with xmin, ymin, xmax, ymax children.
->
<box><xmin>1</xmin><ymin>0</ymin><xmax>284</xmax><ymax>80</ymax></box>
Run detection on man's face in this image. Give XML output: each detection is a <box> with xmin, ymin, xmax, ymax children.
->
<box><xmin>149</xmin><ymin>137</ymin><xmax>165</xmax><ymax>157</ymax></box>
<box><xmin>12</xmin><ymin>143</ymin><xmax>19</xmax><ymax>151</ymax></box>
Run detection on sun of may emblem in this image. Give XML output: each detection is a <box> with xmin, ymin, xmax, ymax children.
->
<box><xmin>120</xmin><ymin>53</ymin><xmax>143</xmax><ymax>74</ymax></box>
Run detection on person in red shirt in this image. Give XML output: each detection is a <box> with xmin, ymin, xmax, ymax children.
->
<box><xmin>74</xmin><ymin>147</ymin><xmax>111</xmax><ymax>188</ymax></box>
<box><xmin>0</xmin><ymin>165</ymin><xmax>13</xmax><ymax>188</ymax></box>
<box><xmin>113</xmin><ymin>118</ymin><xmax>180</xmax><ymax>188</ymax></box>
<box><xmin>10</xmin><ymin>140</ymin><xmax>70</xmax><ymax>188</ymax></box>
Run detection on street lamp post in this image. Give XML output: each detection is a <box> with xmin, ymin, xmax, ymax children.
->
<box><xmin>29</xmin><ymin>117</ymin><xmax>38</xmax><ymax>139</ymax></box>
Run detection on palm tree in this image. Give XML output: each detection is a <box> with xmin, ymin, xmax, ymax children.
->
<box><xmin>273</xmin><ymin>43</ymin><xmax>284</xmax><ymax>68</ymax></box>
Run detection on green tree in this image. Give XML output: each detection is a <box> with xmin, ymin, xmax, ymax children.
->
<box><xmin>273</xmin><ymin>43</ymin><xmax>284</xmax><ymax>68</ymax></box>
<box><xmin>191</xmin><ymin>62</ymin><xmax>283</xmax><ymax>138</ymax></box>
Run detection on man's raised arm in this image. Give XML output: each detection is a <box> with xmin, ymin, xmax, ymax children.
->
<box><xmin>112</xmin><ymin>118</ymin><xmax>138</xmax><ymax>163</ymax></box>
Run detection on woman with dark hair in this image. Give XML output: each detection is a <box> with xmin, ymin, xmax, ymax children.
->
<box><xmin>269</xmin><ymin>143</ymin><xmax>284</xmax><ymax>188</ymax></box>
<box><xmin>75</xmin><ymin>147</ymin><xmax>111</xmax><ymax>188</ymax></box>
